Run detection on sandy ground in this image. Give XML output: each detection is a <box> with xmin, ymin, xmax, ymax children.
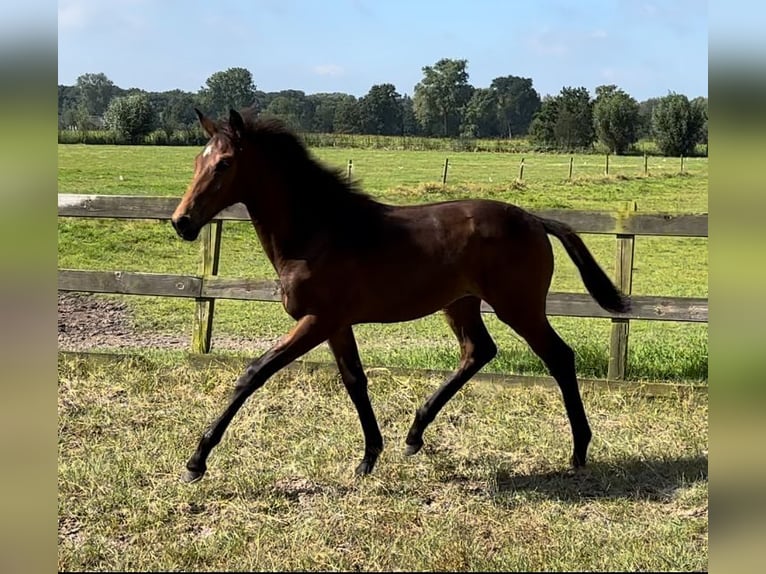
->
<box><xmin>57</xmin><ymin>291</ymin><xmax>275</xmax><ymax>354</ymax></box>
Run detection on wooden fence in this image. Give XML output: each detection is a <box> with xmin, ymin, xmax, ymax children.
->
<box><xmin>57</xmin><ymin>194</ymin><xmax>708</xmax><ymax>381</ymax></box>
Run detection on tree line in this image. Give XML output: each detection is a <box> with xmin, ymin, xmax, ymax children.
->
<box><xmin>58</xmin><ymin>59</ymin><xmax>707</xmax><ymax>156</ymax></box>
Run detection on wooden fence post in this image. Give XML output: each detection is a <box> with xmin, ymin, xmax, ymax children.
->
<box><xmin>347</xmin><ymin>159</ymin><xmax>353</xmax><ymax>180</ymax></box>
<box><xmin>192</xmin><ymin>220</ymin><xmax>223</xmax><ymax>353</ymax></box>
<box><xmin>608</xmin><ymin>201</ymin><xmax>637</xmax><ymax>381</ymax></box>
<box><xmin>442</xmin><ymin>158</ymin><xmax>450</xmax><ymax>185</ymax></box>
<box><xmin>605</xmin><ymin>153</ymin><xmax>610</xmax><ymax>175</ymax></box>
<box><xmin>568</xmin><ymin>157</ymin><xmax>573</xmax><ymax>180</ymax></box>
<box><xmin>519</xmin><ymin>157</ymin><xmax>525</xmax><ymax>181</ymax></box>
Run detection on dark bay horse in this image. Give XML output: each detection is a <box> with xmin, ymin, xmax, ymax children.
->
<box><xmin>171</xmin><ymin>108</ymin><xmax>630</xmax><ymax>483</ymax></box>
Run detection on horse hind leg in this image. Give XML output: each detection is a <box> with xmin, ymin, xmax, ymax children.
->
<box><xmin>404</xmin><ymin>296</ymin><xmax>497</xmax><ymax>456</ymax></box>
<box><xmin>494</xmin><ymin>304</ymin><xmax>592</xmax><ymax>468</ymax></box>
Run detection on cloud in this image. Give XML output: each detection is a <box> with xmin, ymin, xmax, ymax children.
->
<box><xmin>313</xmin><ymin>64</ymin><xmax>345</xmax><ymax>77</ymax></box>
<box><xmin>526</xmin><ymin>25</ymin><xmax>612</xmax><ymax>60</ymax></box>
<box><xmin>642</xmin><ymin>3</ymin><xmax>659</xmax><ymax>16</ymax></box>
<box><xmin>526</xmin><ymin>28</ymin><xmax>569</xmax><ymax>57</ymax></box>
<box><xmin>351</xmin><ymin>0</ymin><xmax>374</xmax><ymax>18</ymax></box>
<box><xmin>58</xmin><ymin>0</ymin><xmax>149</xmax><ymax>33</ymax></box>
<box><xmin>527</xmin><ymin>28</ymin><xmax>569</xmax><ymax>56</ymax></box>
<box><xmin>58</xmin><ymin>0</ymin><xmax>89</xmax><ymax>30</ymax></box>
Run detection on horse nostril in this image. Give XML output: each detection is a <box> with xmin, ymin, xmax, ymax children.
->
<box><xmin>173</xmin><ymin>215</ymin><xmax>191</xmax><ymax>232</ymax></box>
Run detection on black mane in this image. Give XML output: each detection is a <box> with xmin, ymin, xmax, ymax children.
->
<box><xmin>231</xmin><ymin>112</ymin><xmax>392</xmax><ymax>250</ymax></box>
<box><xmin>231</xmin><ymin>114</ymin><xmax>379</xmax><ymax>205</ymax></box>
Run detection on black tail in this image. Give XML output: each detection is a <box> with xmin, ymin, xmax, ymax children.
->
<box><xmin>539</xmin><ymin>216</ymin><xmax>631</xmax><ymax>314</ymax></box>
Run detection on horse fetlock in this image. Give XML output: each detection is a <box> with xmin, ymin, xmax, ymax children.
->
<box><xmin>571</xmin><ymin>440</ymin><xmax>590</xmax><ymax>468</ymax></box>
<box><xmin>571</xmin><ymin>451</ymin><xmax>587</xmax><ymax>468</ymax></box>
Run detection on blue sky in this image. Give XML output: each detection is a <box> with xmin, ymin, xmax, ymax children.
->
<box><xmin>57</xmin><ymin>0</ymin><xmax>708</xmax><ymax>101</ymax></box>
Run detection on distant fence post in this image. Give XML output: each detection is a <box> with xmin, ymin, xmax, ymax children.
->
<box><xmin>442</xmin><ymin>158</ymin><xmax>450</xmax><ymax>185</ymax></box>
<box><xmin>608</xmin><ymin>201</ymin><xmax>637</xmax><ymax>381</ymax></box>
<box><xmin>680</xmin><ymin>155</ymin><xmax>685</xmax><ymax>174</ymax></box>
<box><xmin>347</xmin><ymin>159</ymin><xmax>353</xmax><ymax>180</ymax></box>
<box><xmin>519</xmin><ymin>157</ymin><xmax>525</xmax><ymax>181</ymax></box>
<box><xmin>605</xmin><ymin>153</ymin><xmax>610</xmax><ymax>176</ymax></box>
<box><xmin>192</xmin><ymin>220</ymin><xmax>223</xmax><ymax>353</ymax></box>
<box><xmin>644</xmin><ymin>153</ymin><xmax>648</xmax><ymax>176</ymax></box>
<box><xmin>568</xmin><ymin>157</ymin><xmax>573</xmax><ymax>180</ymax></box>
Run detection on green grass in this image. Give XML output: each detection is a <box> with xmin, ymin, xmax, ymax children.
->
<box><xmin>58</xmin><ymin>352</ymin><xmax>707</xmax><ymax>572</ymax></box>
<box><xmin>57</xmin><ymin>144</ymin><xmax>708</xmax><ymax>210</ymax></box>
<box><xmin>57</xmin><ymin>144</ymin><xmax>708</xmax><ymax>571</ymax></box>
<box><xmin>57</xmin><ymin>145</ymin><xmax>707</xmax><ymax>383</ymax></box>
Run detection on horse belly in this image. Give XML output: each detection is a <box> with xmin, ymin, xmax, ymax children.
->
<box><xmin>349</xmin><ymin>264</ymin><xmax>471</xmax><ymax>324</ymax></box>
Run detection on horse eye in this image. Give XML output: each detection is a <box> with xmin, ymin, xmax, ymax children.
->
<box><xmin>215</xmin><ymin>159</ymin><xmax>231</xmax><ymax>173</ymax></box>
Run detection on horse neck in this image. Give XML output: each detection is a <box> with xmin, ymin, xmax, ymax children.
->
<box><xmin>241</xmin><ymin>173</ymin><xmax>325</xmax><ymax>271</ymax></box>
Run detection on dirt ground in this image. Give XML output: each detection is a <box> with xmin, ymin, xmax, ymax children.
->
<box><xmin>57</xmin><ymin>292</ymin><xmax>273</xmax><ymax>354</ymax></box>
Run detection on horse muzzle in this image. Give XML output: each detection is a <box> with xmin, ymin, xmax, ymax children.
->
<box><xmin>171</xmin><ymin>215</ymin><xmax>200</xmax><ymax>241</ymax></box>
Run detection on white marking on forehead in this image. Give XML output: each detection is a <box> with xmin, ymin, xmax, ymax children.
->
<box><xmin>203</xmin><ymin>145</ymin><xmax>213</xmax><ymax>157</ymax></box>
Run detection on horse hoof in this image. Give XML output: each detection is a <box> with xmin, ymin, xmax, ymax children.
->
<box><xmin>404</xmin><ymin>442</ymin><xmax>422</xmax><ymax>456</ymax></box>
<box><xmin>181</xmin><ymin>468</ymin><xmax>205</xmax><ymax>484</ymax></box>
<box><xmin>570</xmin><ymin>454</ymin><xmax>587</xmax><ymax>469</ymax></box>
<box><xmin>355</xmin><ymin>461</ymin><xmax>374</xmax><ymax>476</ymax></box>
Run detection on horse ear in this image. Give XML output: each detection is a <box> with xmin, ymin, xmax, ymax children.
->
<box><xmin>195</xmin><ymin>108</ymin><xmax>217</xmax><ymax>137</ymax></box>
<box><xmin>229</xmin><ymin>108</ymin><xmax>245</xmax><ymax>138</ymax></box>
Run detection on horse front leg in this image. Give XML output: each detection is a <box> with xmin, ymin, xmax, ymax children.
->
<box><xmin>182</xmin><ymin>315</ymin><xmax>332</xmax><ymax>483</ymax></box>
<box><xmin>328</xmin><ymin>327</ymin><xmax>384</xmax><ymax>475</ymax></box>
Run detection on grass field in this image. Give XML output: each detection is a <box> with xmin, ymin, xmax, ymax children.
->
<box><xmin>58</xmin><ymin>353</ymin><xmax>707</xmax><ymax>572</ymax></box>
<box><xmin>58</xmin><ymin>143</ymin><xmax>708</xmax><ymax>571</ymax></box>
<box><xmin>58</xmin><ymin>144</ymin><xmax>707</xmax><ymax>383</ymax></box>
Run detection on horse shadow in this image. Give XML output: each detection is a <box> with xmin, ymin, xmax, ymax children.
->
<box><xmin>486</xmin><ymin>454</ymin><xmax>708</xmax><ymax>503</ymax></box>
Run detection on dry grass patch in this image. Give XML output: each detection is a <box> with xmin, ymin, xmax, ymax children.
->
<box><xmin>59</xmin><ymin>352</ymin><xmax>707</xmax><ymax>571</ymax></box>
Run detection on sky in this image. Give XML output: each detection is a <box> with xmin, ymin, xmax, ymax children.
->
<box><xmin>57</xmin><ymin>0</ymin><xmax>709</xmax><ymax>102</ymax></box>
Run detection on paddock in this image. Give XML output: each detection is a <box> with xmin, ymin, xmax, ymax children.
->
<box><xmin>58</xmin><ymin>144</ymin><xmax>707</xmax><ymax>571</ymax></box>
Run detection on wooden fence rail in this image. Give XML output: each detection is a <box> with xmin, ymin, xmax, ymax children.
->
<box><xmin>58</xmin><ymin>194</ymin><xmax>708</xmax><ymax>381</ymax></box>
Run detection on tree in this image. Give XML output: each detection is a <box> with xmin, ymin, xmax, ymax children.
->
<box><xmin>490</xmin><ymin>75</ymin><xmax>541</xmax><ymax>137</ymax></box>
<box><xmin>60</xmin><ymin>103</ymin><xmax>95</xmax><ymax>130</ymax></box>
<box><xmin>58</xmin><ymin>84</ymin><xmax>80</xmax><ymax>127</ymax></box>
<box><xmin>554</xmin><ymin>87</ymin><xmax>595</xmax><ymax>150</ymax></box>
<box><xmin>149</xmin><ymin>89</ymin><xmax>200</xmax><ymax>132</ymax></box>
<box><xmin>461</xmin><ymin>88</ymin><xmax>500</xmax><ymax>137</ymax></box>
<box><xmin>637</xmin><ymin>97</ymin><xmax>661</xmax><ymax>139</ymax></box>
<box><xmin>400</xmin><ymin>94</ymin><xmax>419</xmax><ymax>136</ymax></box>
<box><xmin>58</xmin><ymin>84</ymin><xmax>95</xmax><ymax>129</ymax></box>
<box><xmin>333</xmin><ymin>96</ymin><xmax>361</xmax><ymax>133</ymax></box>
<box><xmin>413</xmin><ymin>58</ymin><xmax>474</xmax><ymax>136</ymax></box>
<box><xmin>76</xmin><ymin>72</ymin><xmax>117</xmax><ymax>117</ymax></box>
<box><xmin>593</xmin><ymin>85</ymin><xmax>640</xmax><ymax>154</ymax></box>
<box><xmin>651</xmin><ymin>92</ymin><xmax>705</xmax><ymax>156</ymax></box>
<box><xmin>529</xmin><ymin>87</ymin><xmax>595</xmax><ymax>151</ymax></box>
<box><xmin>691</xmin><ymin>96</ymin><xmax>708</xmax><ymax>146</ymax></box>
<box><xmin>358</xmin><ymin>84</ymin><xmax>403</xmax><ymax>135</ymax></box>
<box><xmin>309</xmin><ymin>93</ymin><xmax>352</xmax><ymax>132</ymax></box>
<box><xmin>199</xmin><ymin>67</ymin><xmax>257</xmax><ymax>119</ymax></box>
<box><xmin>103</xmin><ymin>93</ymin><xmax>156</xmax><ymax>142</ymax></box>
<box><xmin>528</xmin><ymin>96</ymin><xmax>559</xmax><ymax>149</ymax></box>
<box><xmin>264</xmin><ymin>90</ymin><xmax>315</xmax><ymax>131</ymax></box>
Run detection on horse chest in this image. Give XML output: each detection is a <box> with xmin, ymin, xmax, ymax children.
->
<box><xmin>278</xmin><ymin>266</ymin><xmax>328</xmax><ymax>319</ymax></box>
